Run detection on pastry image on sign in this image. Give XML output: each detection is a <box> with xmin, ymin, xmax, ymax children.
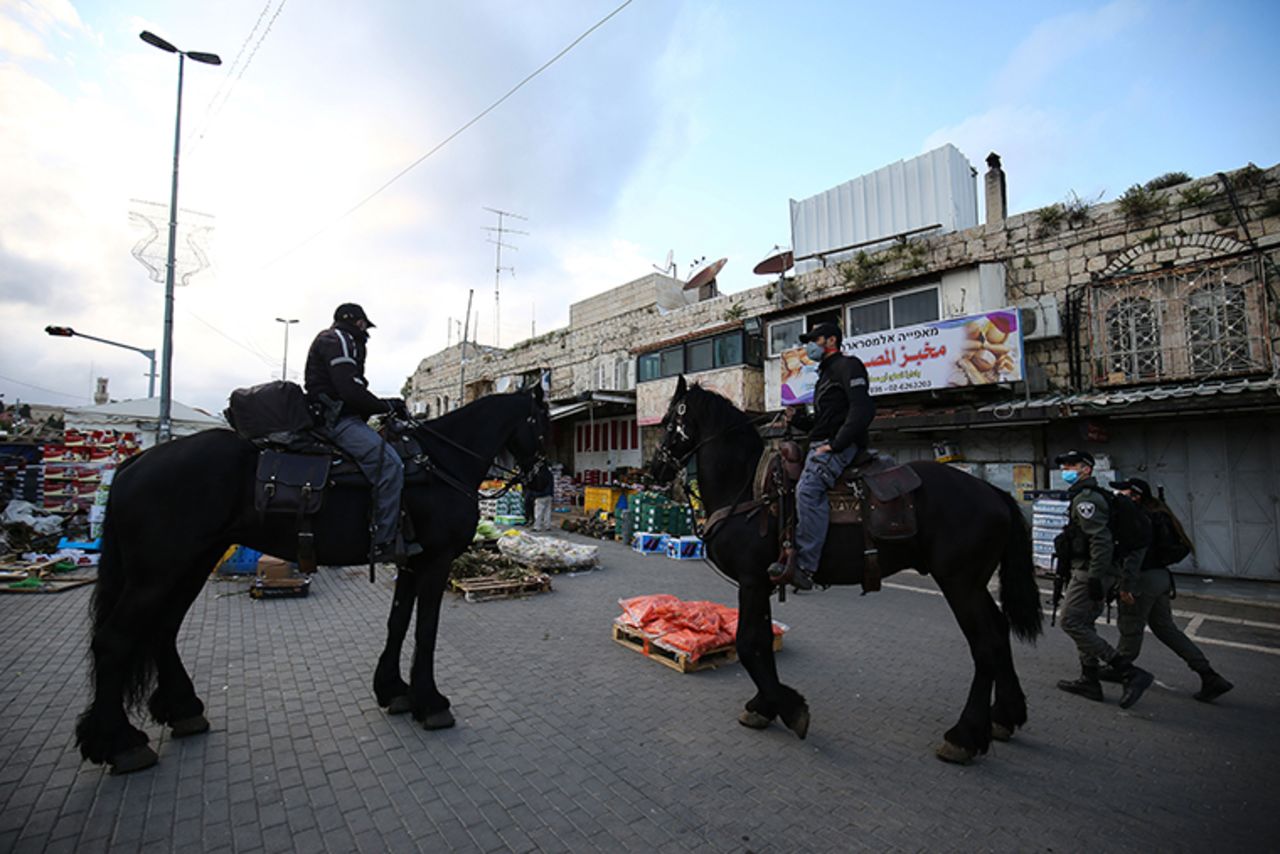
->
<box><xmin>948</xmin><ymin>314</ymin><xmax>1019</xmax><ymax>387</ymax></box>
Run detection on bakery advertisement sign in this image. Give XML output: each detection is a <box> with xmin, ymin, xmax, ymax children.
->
<box><xmin>779</xmin><ymin>308</ymin><xmax>1023</xmax><ymax>402</ymax></box>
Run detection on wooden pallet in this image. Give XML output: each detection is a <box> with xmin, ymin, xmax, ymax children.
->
<box><xmin>451</xmin><ymin>573</ymin><xmax>552</xmax><ymax>603</ymax></box>
<box><xmin>611</xmin><ymin>623</ymin><xmax>783</xmax><ymax>673</ymax></box>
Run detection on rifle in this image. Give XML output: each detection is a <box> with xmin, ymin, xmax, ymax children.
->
<box><xmin>1050</xmin><ymin>527</ymin><xmax>1073</xmax><ymax>627</ymax></box>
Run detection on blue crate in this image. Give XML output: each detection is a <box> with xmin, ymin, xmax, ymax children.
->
<box><xmin>665</xmin><ymin>536</ymin><xmax>704</xmax><ymax>560</ymax></box>
<box><xmin>631</xmin><ymin>532</ymin><xmax>669</xmax><ymax>555</ymax></box>
<box><xmin>219</xmin><ymin>546</ymin><xmax>261</xmax><ymax>575</ymax></box>
<box><xmin>57</xmin><ymin>537</ymin><xmax>101</xmax><ymax>552</ymax></box>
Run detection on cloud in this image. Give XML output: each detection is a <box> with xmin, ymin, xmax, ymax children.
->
<box><xmin>990</xmin><ymin>0</ymin><xmax>1147</xmax><ymax>101</ymax></box>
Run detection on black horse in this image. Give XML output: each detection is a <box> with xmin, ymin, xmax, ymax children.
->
<box><xmin>648</xmin><ymin>378</ymin><xmax>1042</xmax><ymax>762</ymax></box>
<box><xmin>76</xmin><ymin>386</ymin><xmax>551</xmax><ymax>774</ymax></box>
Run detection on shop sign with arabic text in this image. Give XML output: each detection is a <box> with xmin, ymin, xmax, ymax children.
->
<box><xmin>779</xmin><ymin>308</ymin><xmax>1023</xmax><ymax>403</ymax></box>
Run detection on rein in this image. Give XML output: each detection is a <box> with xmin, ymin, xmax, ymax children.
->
<box><xmin>396</xmin><ymin>395</ymin><xmax>550</xmax><ymax>499</ymax></box>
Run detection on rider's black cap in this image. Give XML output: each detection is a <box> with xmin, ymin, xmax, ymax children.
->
<box><xmin>334</xmin><ymin>303</ymin><xmax>375</xmax><ymax>328</ymax></box>
<box><xmin>799</xmin><ymin>321</ymin><xmax>842</xmax><ymax>344</ymax></box>
<box><xmin>1054</xmin><ymin>449</ymin><xmax>1095</xmax><ymax>467</ymax></box>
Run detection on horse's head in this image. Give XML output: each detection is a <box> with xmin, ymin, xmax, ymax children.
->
<box><xmin>504</xmin><ymin>383</ymin><xmax>553</xmax><ymax>493</ymax></box>
<box><xmin>648</xmin><ymin>375</ymin><xmax>699</xmax><ymax>486</ymax></box>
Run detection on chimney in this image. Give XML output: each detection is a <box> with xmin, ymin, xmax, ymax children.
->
<box><xmin>94</xmin><ymin>377</ymin><xmax>109</xmax><ymax>405</ymax></box>
<box><xmin>985</xmin><ymin>152</ymin><xmax>1007</xmax><ymax>225</ymax></box>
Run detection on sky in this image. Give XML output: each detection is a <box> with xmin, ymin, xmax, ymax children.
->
<box><xmin>2</xmin><ymin>0</ymin><xmax>1278</xmax><ymax>413</ymax></box>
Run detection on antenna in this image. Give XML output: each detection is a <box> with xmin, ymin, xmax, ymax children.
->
<box><xmin>482</xmin><ymin>207</ymin><xmax>528</xmax><ymax>347</ymax></box>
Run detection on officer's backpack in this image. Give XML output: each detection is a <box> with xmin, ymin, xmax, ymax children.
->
<box><xmin>1145</xmin><ymin>508</ymin><xmax>1191</xmax><ymax>567</ymax></box>
<box><xmin>1102</xmin><ymin>490</ymin><xmax>1152</xmax><ymax>558</ymax></box>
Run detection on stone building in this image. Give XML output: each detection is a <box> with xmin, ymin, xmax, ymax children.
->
<box><xmin>407</xmin><ymin>153</ymin><xmax>1280</xmax><ymax>579</ymax></box>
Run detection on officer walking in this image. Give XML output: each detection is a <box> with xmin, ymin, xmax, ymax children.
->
<box><xmin>769</xmin><ymin>321</ymin><xmax>875</xmax><ymax>591</ymax></box>
<box><xmin>1107</xmin><ymin>478</ymin><xmax>1234</xmax><ymax>702</ymax></box>
<box><xmin>1054</xmin><ymin>450</ymin><xmax>1154</xmax><ymax>708</ymax></box>
<box><xmin>304</xmin><ymin>303</ymin><xmax>413</xmax><ymax>563</ymax></box>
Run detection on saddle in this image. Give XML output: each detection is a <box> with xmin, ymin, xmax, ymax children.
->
<box><xmin>228</xmin><ymin>384</ymin><xmax>430</xmax><ymax>574</ymax></box>
<box><xmin>750</xmin><ymin>440</ymin><xmax>922</xmax><ymax>593</ymax></box>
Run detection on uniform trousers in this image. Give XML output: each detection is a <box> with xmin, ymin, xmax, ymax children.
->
<box><xmin>325</xmin><ymin>415</ymin><xmax>404</xmax><ymax>547</ymax></box>
<box><xmin>1060</xmin><ymin>569</ymin><xmax>1119</xmax><ymax>667</ymax></box>
<box><xmin>1116</xmin><ymin>568</ymin><xmax>1210</xmax><ymax>673</ymax></box>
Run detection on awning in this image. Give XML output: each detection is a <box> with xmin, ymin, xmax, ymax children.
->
<box><xmin>975</xmin><ymin>376</ymin><xmax>1280</xmax><ymax>414</ymax></box>
<box><xmin>549</xmin><ymin>402</ymin><xmax>592</xmax><ymax>421</ymax></box>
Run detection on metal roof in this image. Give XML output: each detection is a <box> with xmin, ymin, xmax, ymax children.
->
<box><xmin>976</xmin><ymin>376</ymin><xmax>1280</xmax><ymax>414</ymax></box>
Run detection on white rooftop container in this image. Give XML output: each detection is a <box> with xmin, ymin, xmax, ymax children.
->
<box><xmin>790</xmin><ymin>144</ymin><xmax>978</xmax><ymax>274</ymax></box>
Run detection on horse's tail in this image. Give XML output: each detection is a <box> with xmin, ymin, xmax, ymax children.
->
<box><xmin>993</xmin><ymin>486</ymin><xmax>1043</xmax><ymax>643</ymax></box>
<box><xmin>85</xmin><ymin>487</ymin><xmax>155</xmax><ymax>712</ymax></box>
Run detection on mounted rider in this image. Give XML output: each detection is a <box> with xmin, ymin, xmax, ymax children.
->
<box><xmin>769</xmin><ymin>321</ymin><xmax>875</xmax><ymax>591</ymax></box>
<box><xmin>304</xmin><ymin>303</ymin><xmax>414</xmax><ymax>563</ymax></box>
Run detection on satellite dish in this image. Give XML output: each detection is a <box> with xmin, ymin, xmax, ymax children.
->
<box><xmin>753</xmin><ymin>247</ymin><xmax>794</xmax><ymax>276</ymax></box>
<box><xmin>652</xmin><ymin>249</ymin><xmax>676</xmax><ymax>277</ymax></box>
<box><xmin>684</xmin><ymin>257</ymin><xmax>727</xmax><ymax>291</ymax></box>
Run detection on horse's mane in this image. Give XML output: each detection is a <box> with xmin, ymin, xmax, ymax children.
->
<box><xmin>422</xmin><ymin>388</ymin><xmax>530</xmax><ymax>434</ymax></box>
<box><xmin>687</xmin><ymin>383</ymin><xmax>759</xmax><ymax>440</ymax></box>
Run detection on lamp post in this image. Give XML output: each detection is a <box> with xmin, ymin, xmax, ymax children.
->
<box><xmin>45</xmin><ymin>326</ymin><xmax>158</xmax><ymax>398</ymax></box>
<box><xmin>275</xmin><ymin>318</ymin><xmax>299</xmax><ymax>381</ymax></box>
<box><xmin>140</xmin><ymin>30</ymin><xmax>221</xmax><ymax>442</ymax></box>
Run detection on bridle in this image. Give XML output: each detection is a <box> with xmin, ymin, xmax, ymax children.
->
<box><xmin>400</xmin><ymin>392</ymin><xmax>550</xmax><ymax>498</ymax></box>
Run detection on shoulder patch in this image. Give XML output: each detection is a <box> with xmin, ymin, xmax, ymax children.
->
<box><xmin>849</xmin><ymin>378</ymin><xmax>867</xmax><ymax>388</ymax></box>
<box><xmin>1076</xmin><ymin>502</ymin><xmax>1096</xmax><ymax>520</ymax></box>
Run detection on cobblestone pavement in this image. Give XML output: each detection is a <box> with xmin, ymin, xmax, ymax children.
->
<box><xmin>1</xmin><ymin>531</ymin><xmax>1278</xmax><ymax>853</ymax></box>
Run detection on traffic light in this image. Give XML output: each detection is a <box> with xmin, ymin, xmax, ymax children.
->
<box><xmin>45</xmin><ymin>326</ymin><xmax>75</xmax><ymax>337</ymax></box>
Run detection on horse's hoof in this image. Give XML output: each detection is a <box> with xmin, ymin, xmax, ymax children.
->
<box><xmin>991</xmin><ymin>722</ymin><xmax>1014</xmax><ymax>743</ymax></box>
<box><xmin>386</xmin><ymin>696</ymin><xmax>412</xmax><ymax>716</ymax></box>
<box><xmin>738</xmin><ymin>710</ymin><xmax>773</xmax><ymax>730</ymax></box>
<box><xmin>781</xmin><ymin>706</ymin><xmax>810</xmax><ymax>740</ymax></box>
<box><xmin>110</xmin><ymin>745</ymin><xmax>159</xmax><ymax>775</ymax></box>
<box><xmin>422</xmin><ymin>709</ymin><xmax>456</xmax><ymax>730</ymax></box>
<box><xmin>935</xmin><ymin>740</ymin><xmax>977</xmax><ymax>765</ymax></box>
<box><xmin>170</xmin><ymin>714</ymin><xmax>210</xmax><ymax>738</ymax></box>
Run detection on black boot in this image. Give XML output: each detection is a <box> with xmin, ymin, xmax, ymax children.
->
<box><xmin>1097</xmin><ymin>663</ymin><xmax>1124</xmax><ymax>683</ymax></box>
<box><xmin>1112</xmin><ymin>656</ymin><xmax>1154</xmax><ymax>709</ymax></box>
<box><xmin>1194</xmin><ymin>670</ymin><xmax>1233</xmax><ymax>703</ymax></box>
<box><xmin>1057</xmin><ymin>665</ymin><xmax>1104</xmax><ymax>702</ymax></box>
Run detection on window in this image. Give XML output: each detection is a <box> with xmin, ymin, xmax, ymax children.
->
<box><xmin>688</xmin><ymin>339</ymin><xmax>714</xmax><ymax>373</ymax></box>
<box><xmin>714</xmin><ymin>333</ymin><xmax>743</xmax><ymax>367</ymax></box>
<box><xmin>848</xmin><ymin>300</ymin><xmax>890</xmax><ymax>334</ymax></box>
<box><xmin>847</xmin><ymin>286</ymin><xmax>939</xmax><ymax>335</ymax></box>
<box><xmin>1105</xmin><ymin>296</ymin><xmax>1162</xmax><ymax>380</ymax></box>
<box><xmin>768</xmin><ymin>318</ymin><xmax>803</xmax><ymax>356</ymax></box>
<box><xmin>892</xmin><ymin>288</ymin><xmax>940</xmax><ymax>326</ymax></box>
<box><xmin>659</xmin><ymin>346</ymin><xmax>684</xmax><ymax>377</ymax></box>
<box><xmin>638</xmin><ymin>352</ymin><xmax>661</xmax><ymax>382</ymax></box>
<box><xmin>1187</xmin><ymin>284</ymin><xmax>1252</xmax><ymax>375</ymax></box>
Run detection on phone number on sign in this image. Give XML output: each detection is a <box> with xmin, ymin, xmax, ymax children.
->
<box><xmin>875</xmin><ymin>379</ymin><xmax>934</xmax><ymax>393</ymax></box>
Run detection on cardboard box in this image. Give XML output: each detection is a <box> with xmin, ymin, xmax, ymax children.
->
<box><xmin>256</xmin><ymin>556</ymin><xmax>294</xmax><ymax>581</ymax></box>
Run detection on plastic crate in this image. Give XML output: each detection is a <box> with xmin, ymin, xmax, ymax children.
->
<box><xmin>631</xmin><ymin>532</ymin><xmax>669</xmax><ymax>555</ymax></box>
<box><xmin>665</xmin><ymin>536</ymin><xmax>704</xmax><ymax>560</ymax></box>
<box><xmin>219</xmin><ymin>546</ymin><xmax>261</xmax><ymax>576</ymax></box>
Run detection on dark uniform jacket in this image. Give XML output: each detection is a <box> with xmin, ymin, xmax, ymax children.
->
<box><xmin>303</xmin><ymin>321</ymin><xmax>388</xmax><ymax>419</ymax></box>
<box><xmin>793</xmin><ymin>352</ymin><xmax>875</xmax><ymax>453</ymax></box>
<box><xmin>1066</xmin><ymin>477</ymin><xmax>1114</xmax><ymax>581</ymax></box>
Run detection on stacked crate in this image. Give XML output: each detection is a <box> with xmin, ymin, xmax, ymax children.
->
<box><xmin>1028</xmin><ymin>490</ymin><xmax>1071</xmax><ymax>574</ymax></box>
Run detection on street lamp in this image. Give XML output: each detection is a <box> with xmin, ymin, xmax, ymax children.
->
<box><xmin>45</xmin><ymin>326</ymin><xmax>158</xmax><ymax>398</ymax></box>
<box><xmin>140</xmin><ymin>30</ymin><xmax>221</xmax><ymax>442</ymax></box>
<box><xmin>275</xmin><ymin>318</ymin><xmax>299</xmax><ymax>381</ymax></box>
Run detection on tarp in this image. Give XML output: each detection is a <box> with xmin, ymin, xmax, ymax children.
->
<box><xmin>64</xmin><ymin>398</ymin><xmax>224</xmax><ymax>448</ymax></box>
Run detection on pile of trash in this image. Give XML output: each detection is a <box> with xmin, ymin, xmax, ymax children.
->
<box><xmin>497</xmin><ymin>529</ymin><xmax>598</xmax><ymax>572</ymax></box>
<box><xmin>616</xmin><ymin>594</ymin><xmax>787</xmax><ymax>660</ymax></box>
<box><xmin>449</xmin><ymin>548</ymin><xmax>530</xmax><ymax>582</ymax></box>
<box><xmin>1</xmin><ymin>500</ymin><xmax>66</xmax><ymax>554</ymax></box>
<box><xmin>559</xmin><ymin>515</ymin><xmax>616</xmax><ymax>540</ymax></box>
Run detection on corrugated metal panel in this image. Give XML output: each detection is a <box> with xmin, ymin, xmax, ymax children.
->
<box><xmin>790</xmin><ymin>144</ymin><xmax>978</xmax><ymax>274</ymax></box>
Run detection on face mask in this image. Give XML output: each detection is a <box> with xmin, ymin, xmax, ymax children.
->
<box><xmin>1061</xmin><ymin>469</ymin><xmax>1080</xmax><ymax>485</ymax></box>
<box><xmin>804</xmin><ymin>342</ymin><xmax>825</xmax><ymax>361</ymax></box>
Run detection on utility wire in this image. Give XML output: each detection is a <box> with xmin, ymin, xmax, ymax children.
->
<box><xmin>179</xmin><ymin>307</ymin><xmax>281</xmax><ymax>369</ymax></box>
<box><xmin>261</xmin><ymin>0</ymin><xmax>634</xmax><ymax>270</ymax></box>
<box><xmin>188</xmin><ymin>0</ymin><xmax>290</xmax><ymax>155</ymax></box>
<box><xmin>0</xmin><ymin>374</ymin><xmax>87</xmax><ymax>401</ymax></box>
